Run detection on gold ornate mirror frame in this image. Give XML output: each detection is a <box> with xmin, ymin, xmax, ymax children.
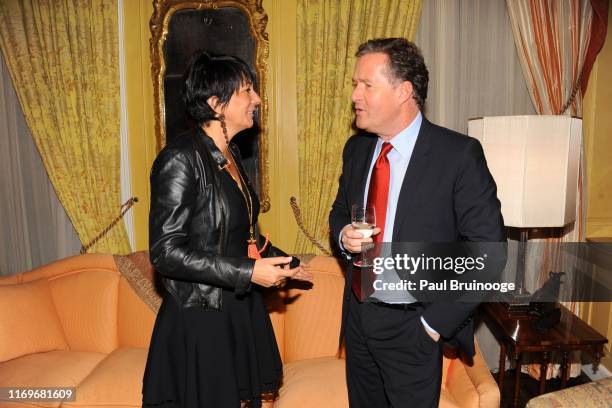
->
<box><xmin>150</xmin><ymin>0</ymin><xmax>271</xmax><ymax>212</ymax></box>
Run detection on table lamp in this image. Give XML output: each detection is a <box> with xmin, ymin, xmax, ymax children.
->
<box><xmin>468</xmin><ymin>115</ymin><xmax>581</xmax><ymax>314</ymax></box>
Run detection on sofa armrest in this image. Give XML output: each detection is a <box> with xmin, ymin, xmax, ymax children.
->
<box><xmin>446</xmin><ymin>341</ymin><xmax>500</xmax><ymax>408</ymax></box>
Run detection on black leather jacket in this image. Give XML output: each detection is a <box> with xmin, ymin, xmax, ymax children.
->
<box><xmin>149</xmin><ymin>127</ymin><xmax>286</xmax><ymax>309</ymax></box>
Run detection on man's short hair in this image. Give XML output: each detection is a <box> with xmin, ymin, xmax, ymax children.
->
<box><xmin>356</xmin><ymin>38</ymin><xmax>428</xmax><ymax>110</ymax></box>
<box><xmin>182</xmin><ymin>50</ymin><xmax>256</xmax><ymax>126</ymax></box>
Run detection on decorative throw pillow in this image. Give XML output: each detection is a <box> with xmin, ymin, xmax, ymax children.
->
<box><xmin>0</xmin><ymin>278</ymin><xmax>69</xmax><ymax>362</ymax></box>
<box><xmin>113</xmin><ymin>252</ymin><xmax>162</xmax><ymax>313</ymax></box>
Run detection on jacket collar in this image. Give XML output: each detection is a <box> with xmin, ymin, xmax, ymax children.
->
<box><xmin>194</xmin><ymin>126</ymin><xmax>229</xmax><ymax>169</ymax></box>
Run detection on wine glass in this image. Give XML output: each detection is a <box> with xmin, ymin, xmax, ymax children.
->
<box><xmin>351</xmin><ymin>204</ymin><xmax>376</xmax><ymax>267</ymax></box>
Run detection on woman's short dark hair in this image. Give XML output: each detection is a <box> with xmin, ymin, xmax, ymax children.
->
<box><xmin>356</xmin><ymin>38</ymin><xmax>428</xmax><ymax>110</ymax></box>
<box><xmin>182</xmin><ymin>51</ymin><xmax>256</xmax><ymax>125</ymax></box>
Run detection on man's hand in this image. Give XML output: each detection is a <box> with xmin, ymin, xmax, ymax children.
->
<box><xmin>340</xmin><ymin>224</ymin><xmax>382</xmax><ymax>253</ymax></box>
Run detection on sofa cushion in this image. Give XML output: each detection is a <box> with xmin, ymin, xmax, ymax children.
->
<box><xmin>276</xmin><ymin>355</ymin><xmax>464</xmax><ymax>408</ymax></box>
<box><xmin>275</xmin><ymin>356</ymin><xmax>348</xmax><ymax>408</ymax></box>
<box><xmin>284</xmin><ymin>256</ymin><xmax>345</xmax><ymax>362</ymax></box>
<box><xmin>63</xmin><ymin>348</ymin><xmax>147</xmax><ymax>407</ymax></box>
<box><xmin>439</xmin><ymin>389</ymin><xmax>461</xmax><ymax>408</ymax></box>
<box><xmin>0</xmin><ymin>350</ymin><xmax>106</xmax><ymax>407</ymax></box>
<box><xmin>445</xmin><ymin>360</ymin><xmax>479</xmax><ymax>407</ymax></box>
<box><xmin>0</xmin><ymin>279</ymin><xmax>68</xmax><ymax>362</ymax></box>
<box><xmin>49</xmin><ymin>269</ymin><xmax>120</xmax><ymax>353</ymax></box>
<box><xmin>117</xmin><ymin>278</ymin><xmax>156</xmax><ymax>349</ymax></box>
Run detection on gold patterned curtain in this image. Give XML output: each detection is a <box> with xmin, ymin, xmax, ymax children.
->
<box><xmin>296</xmin><ymin>0</ymin><xmax>422</xmax><ymax>254</ymax></box>
<box><xmin>0</xmin><ymin>0</ymin><xmax>130</xmax><ymax>254</ymax></box>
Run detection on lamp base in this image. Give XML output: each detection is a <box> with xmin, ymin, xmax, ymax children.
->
<box><xmin>531</xmin><ymin>303</ymin><xmax>561</xmax><ymax>331</ymax></box>
<box><xmin>497</xmin><ymin>289</ymin><xmax>532</xmax><ymax>318</ymax></box>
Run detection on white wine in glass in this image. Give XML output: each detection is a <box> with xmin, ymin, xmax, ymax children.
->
<box><xmin>351</xmin><ymin>204</ymin><xmax>376</xmax><ymax>267</ymax></box>
<box><xmin>351</xmin><ymin>221</ymin><xmax>375</xmax><ymax>238</ymax></box>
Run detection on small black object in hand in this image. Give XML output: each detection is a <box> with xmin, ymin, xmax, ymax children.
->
<box><xmin>289</xmin><ymin>256</ymin><xmax>301</xmax><ymax>269</ymax></box>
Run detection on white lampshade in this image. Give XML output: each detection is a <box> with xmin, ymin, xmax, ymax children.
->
<box><xmin>468</xmin><ymin>115</ymin><xmax>581</xmax><ymax>228</ymax></box>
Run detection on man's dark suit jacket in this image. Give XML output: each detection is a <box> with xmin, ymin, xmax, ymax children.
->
<box><xmin>329</xmin><ymin>117</ymin><xmax>505</xmax><ymax>357</ymax></box>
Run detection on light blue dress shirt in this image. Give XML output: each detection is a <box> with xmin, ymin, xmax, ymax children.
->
<box><xmin>343</xmin><ymin>111</ymin><xmax>438</xmax><ymax>335</ymax></box>
<box><xmin>362</xmin><ymin>112</ymin><xmax>422</xmax><ymax>238</ymax></box>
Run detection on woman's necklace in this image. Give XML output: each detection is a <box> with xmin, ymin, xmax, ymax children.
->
<box><xmin>223</xmin><ymin>149</ymin><xmax>269</xmax><ymax>259</ymax></box>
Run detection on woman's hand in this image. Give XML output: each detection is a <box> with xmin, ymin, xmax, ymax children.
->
<box><xmin>252</xmin><ymin>257</ymin><xmax>313</xmax><ymax>287</ymax></box>
<box><xmin>282</xmin><ymin>261</ymin><xmax>313</xmax><ymax>284</ymax></box>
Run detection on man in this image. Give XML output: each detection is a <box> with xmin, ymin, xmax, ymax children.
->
<box><xmin>329</xmin><ymin>38</ymin><xmax>505</xmax><ymax>407</ymax></box>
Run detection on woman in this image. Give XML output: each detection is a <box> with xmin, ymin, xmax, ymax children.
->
<box><xmin>143</xmin><ymin>51</ymin><xmax>312</xmax><ymax>408</ymax></box>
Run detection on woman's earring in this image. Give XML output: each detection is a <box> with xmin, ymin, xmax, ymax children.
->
<box><xmin>219</xmin><ymin>114</ymin><xmax>229</xmax><ymax>146</ymax></box>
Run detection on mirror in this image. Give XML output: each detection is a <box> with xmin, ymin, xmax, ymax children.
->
<box><xmin>150</xmin><ymin>0</ymin><xmax>270</xmax><ymax>212</ymax></box>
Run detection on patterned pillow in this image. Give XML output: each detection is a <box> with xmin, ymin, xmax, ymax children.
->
<box><xmin>526</xmin><ymin>376</ymin><xmax>612</xmax><ymax>407</ymax></box>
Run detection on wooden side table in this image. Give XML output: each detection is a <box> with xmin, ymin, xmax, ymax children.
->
<box><xmin>481</xmin><ymin>302</ymin><xmax>608</xmax><ymax>407</ymax></box>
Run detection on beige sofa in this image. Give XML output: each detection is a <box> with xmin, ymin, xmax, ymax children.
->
<box><xmin>0</xmin><ymin>253</ymin><xmax>500</xmax><ymax>407</ymax></box>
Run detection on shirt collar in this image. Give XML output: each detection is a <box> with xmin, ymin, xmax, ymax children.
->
<box><xmin>379</xmin><ymin>111</ymin><xmax>422</xmax><ymax>158</ymax></box>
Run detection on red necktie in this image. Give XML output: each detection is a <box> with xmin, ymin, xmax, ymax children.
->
<box><xmin>352</xmin><ymin>142</ymin><xmax>393</xmax><ymax>300</ymax></box>
<box><xmin>367</xmin><ymin>142</ymin><xmax>393</xmax><ymax>243</ymax></box>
